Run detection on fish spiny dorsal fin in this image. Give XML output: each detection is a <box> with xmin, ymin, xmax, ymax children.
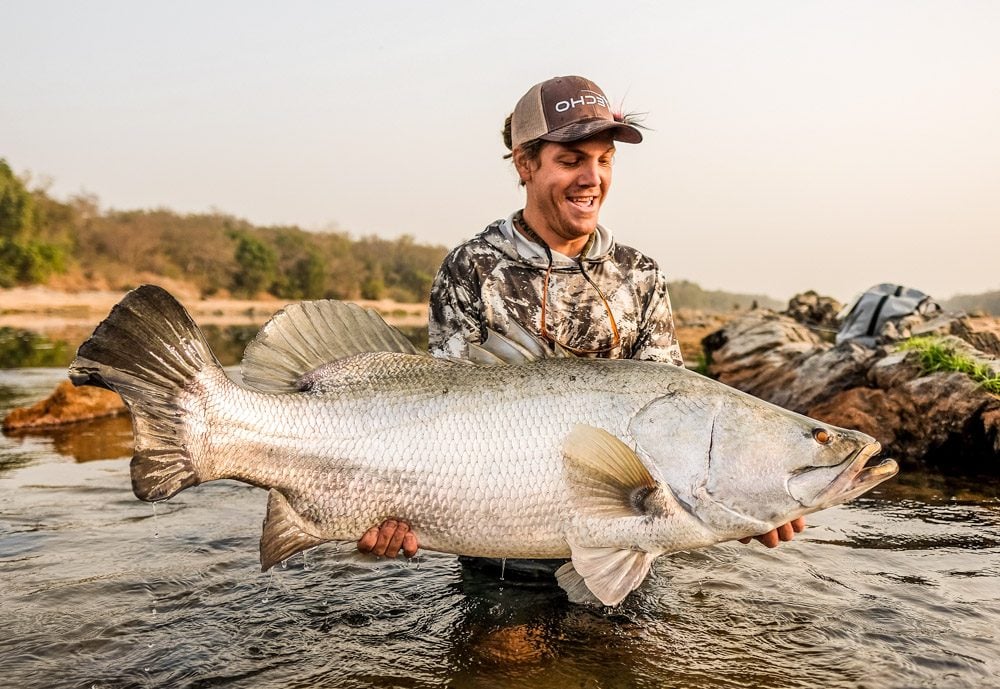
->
<box><xmin>557</xmin><ymin>547</ymin><xmax>658</xmax><ymax>606</ymax></box>
<box><xmin>468</xmin><ymin>320</ymin><xmax>574</xmax><ymax>365</ymax></box>
<box><xmin>259</xmin><ymin>489</ymin><xmax>329</xmax><ymax>571</ymax></box>
<box><xmin>242</xmin><ymin>300</ymin><xmax>421</xmax><ymax>393</ymax></box>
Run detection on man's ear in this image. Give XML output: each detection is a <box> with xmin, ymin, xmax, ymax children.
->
<box><xmin>513</xmin><ymin>147</ymin><xmax>534</xmax><ymax>183</ymax></box>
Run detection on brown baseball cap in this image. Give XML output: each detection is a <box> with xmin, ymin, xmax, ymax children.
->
<box><xmin>509</xmin><ymin>75</ymin><xmax>643</xmax><ymax>150</ymax></box>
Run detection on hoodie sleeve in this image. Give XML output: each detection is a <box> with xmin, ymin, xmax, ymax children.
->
<box><xmin>428</xmin><ymin>245</ymin><xmax>484</xmax><ymax>358</ymax></box>
<box><xmin>632</xmin><ymin>265</ymin><xmax>685</xmax><ymax>367</ymax></box>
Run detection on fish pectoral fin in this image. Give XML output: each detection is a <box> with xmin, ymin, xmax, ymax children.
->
<box><xmin>557</xmin><ymin>545</ymin><xmax>658</xmax><ymax>606</ymax></box>
<box><xmin>563</xmin><ymin>424</ymin><xmax>681</xmax><ymax>518</ymax></box>
<box><xmin>259</xmin><ymin>489</ymin><xmax>329</xmax><ymax>571</ymax></box>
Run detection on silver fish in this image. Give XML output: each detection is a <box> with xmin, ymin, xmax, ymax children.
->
<box><xmin>68</xmin><ymin>285</ymin><xmax>898</xmax><ymax>606</ymax></box>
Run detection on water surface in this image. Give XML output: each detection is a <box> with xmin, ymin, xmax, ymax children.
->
<box><xmin>2</xmin><ymin>368</ymin><xmax>998</xmax><ymax>688</ymax></box>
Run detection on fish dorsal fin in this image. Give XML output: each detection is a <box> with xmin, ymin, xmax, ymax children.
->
<box><xmin>556</xmin><ymin>548</ymin><xmax>658</xmax><ymax>606</ymax></box>
<box><xmin>564</xmin><ymin>424</ymin><xmax>682</xmax><ymax>519</ymax></box>
<box><xmin>242</xmin><ymin>300</ymin><xmax>420</xmax><ymax>393</ymax></box>
<box><xmin>259</xmin><ymin>489</ymin><xmax>329</xmax><ymax>571</ymax></box>
<box><xmin>468</xmin><ymin>319</ymin><xmax>573</xmax><ymax>365</ymax></box>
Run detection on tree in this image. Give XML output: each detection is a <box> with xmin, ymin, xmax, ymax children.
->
<box><xmin>0</xmin><ymin>159</ymin><xmax>67</xmax><ymax>286</ymax></box>
<box><xmin>231</xmin><ymin>233</ymin><xmax>278</xmax><ymax>297</ymax></box>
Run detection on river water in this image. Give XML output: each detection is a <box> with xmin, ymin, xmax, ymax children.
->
<box><xmin>2</xmin><ymin>366</ymin><xmax>999</xmax><ymax>689</ymax></box>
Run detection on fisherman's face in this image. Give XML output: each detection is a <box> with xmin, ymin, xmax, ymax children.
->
<box><xmin>518</xmin><ymin>133</ymin><xmax>615</xmax><ymax>249</ymax></box>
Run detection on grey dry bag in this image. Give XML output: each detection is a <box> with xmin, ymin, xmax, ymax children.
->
<box><xmin>835</xmin><ymin>283</ymin><xmax>941</xmax><ymax>347</ymax></box>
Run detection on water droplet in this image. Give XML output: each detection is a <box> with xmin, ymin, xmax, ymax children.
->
<box><xmin>500</xmin><ymin>558</ymin><xmax>506</xmax><ymax>581</ymax></box>
<box><xmin>280</xmin><ymin>559</ymin><xmax>288</xmax><ymax>569</ymax></box>
<box><xmin>262</xmin><ymin>597</ymin><xmax>268</xmax><ymax>603</ymax></box>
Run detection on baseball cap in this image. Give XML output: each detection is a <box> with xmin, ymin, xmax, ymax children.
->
<box><xmin>509</xmin><ymin>75</ymin><xmax>643</xmax><ymax>150</ymax></box>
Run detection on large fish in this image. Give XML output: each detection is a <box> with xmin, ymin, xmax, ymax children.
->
<box><xmin>68</xmin><ymin>285</ymin><xmax>898</xmax><ymax>606</ymax></box>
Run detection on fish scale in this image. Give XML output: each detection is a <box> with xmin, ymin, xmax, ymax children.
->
<box><xmin>69</xmin><ymin>285</ymin><xmax>898</xmax><ymax>606</ymax></box>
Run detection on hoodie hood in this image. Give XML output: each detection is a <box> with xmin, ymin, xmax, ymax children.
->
<box><xmin>489</xmin><ymin>213</ymin><xmax>616</xmax><ymax>269</ymax></box>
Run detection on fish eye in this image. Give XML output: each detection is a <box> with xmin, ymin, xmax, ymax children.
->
<box><xmin>812</xmin><ymin>428</ymin><xmax>832</xmax><ymax>444</ymax></box>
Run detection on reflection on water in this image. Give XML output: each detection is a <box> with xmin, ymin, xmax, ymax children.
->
<box><xmin>4</xmin><ymin>413</ymin><xmax>133</xmax><ymax>462</ymax></box>
<box><xmin>2</xmin><ymin>368</ymin><xmax>999</xmax><ymax>689</ymax></box>
<box><xmin>0</xmin><ymin>327</ymin><xmax>74</xmax><ymax>368</ymax></box>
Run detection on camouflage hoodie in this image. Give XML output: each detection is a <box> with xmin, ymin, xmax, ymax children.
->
<box><xmin>428</xmin><ymin>213</ymin><xmax>683</xmax><ymax>366</ymax></box>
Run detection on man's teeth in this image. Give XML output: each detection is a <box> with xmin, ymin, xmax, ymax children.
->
<box><xmin>569</xmin><ymin>197</ymin><xmax>595</xmax><ymax>206</ymax></box>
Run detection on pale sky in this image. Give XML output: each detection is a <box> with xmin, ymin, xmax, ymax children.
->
<box><xmin>3</xmin><ymin>1</ymin><xmax>998</xmax><ymax>302</ymax></box>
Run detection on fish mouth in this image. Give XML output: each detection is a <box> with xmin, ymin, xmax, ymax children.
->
<box><xmin>805</xmin><ymin>442</ymin><xmax>899</xmax><ymax>508</ymax></box>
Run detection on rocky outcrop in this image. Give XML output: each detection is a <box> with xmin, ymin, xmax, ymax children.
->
<box><xmin>2</xmin><ymin>380</ymin><xmax>126</xmax><ymax>431</ymax></box>
<box><xmin>703</xmin><ymin>305</ymin><xmax>1000</xmax><ymax>472</ymax></box>
<box><xmin>783</xmin><ymin>290</ymin><xmax>843</xmax><ymax>332</ymax></box>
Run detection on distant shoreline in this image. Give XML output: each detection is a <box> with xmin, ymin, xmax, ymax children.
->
<box><xmin>0</xmin><ymin>286</ymin><xmax>430</xmax><ymax>332</ymax></box>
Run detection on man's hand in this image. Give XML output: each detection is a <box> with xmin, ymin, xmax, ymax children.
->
<box><xmin>357</xmin><ymin>519</ymin><xmax>419</xmax><ymax>558</ymax></box>
<box><xmin>739</xmin><ymin>517</ymin><xmax>806</xmax><ymax>547</ymax></box>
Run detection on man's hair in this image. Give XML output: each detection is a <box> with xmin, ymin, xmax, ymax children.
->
<box><xmin>502</xmin><ymin>109</ymin><xmax>645</xmax><ymax>186</ymax></box>
<box><xmin>502</xmin><ymin>113</ymin><xmax>545</xmax><ymax>187</ymax></box>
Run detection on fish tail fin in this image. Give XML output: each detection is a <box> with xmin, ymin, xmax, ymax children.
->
<box><xmin>68</xmin><ymin>285</ymin><xmax>227</xmax><ymax>502</ymax></box>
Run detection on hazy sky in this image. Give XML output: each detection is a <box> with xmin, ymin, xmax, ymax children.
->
<box><xmin>3</xmin><ymin>1</ymin><xmax>998</xmax><ymax>302</ymax></box>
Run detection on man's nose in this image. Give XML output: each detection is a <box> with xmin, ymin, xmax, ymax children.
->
<box><xmin>577</xmin><ymin>160</ymin><xmax>601</xmax><ymax>186</ymax></box>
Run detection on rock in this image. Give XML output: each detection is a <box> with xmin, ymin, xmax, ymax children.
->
<box><xmin>806</xmin><ymin>387</ymin><xmax>910</xmax><ymax>449</ymax></box>
<box><xmin>783</xmin><ymin>291</ymin><xmax>843</xmax><ymax>333</ymax></box>
<box><xmin>912</xmin><ymin>314</ymin><xmax>1000</xmax><ymax>358</ymax></box>
<box><xmin>808</xmin><ymin>370</ymin><xmax>998</xmax><ymax>472</ymax></box>
<box><xmin>703</xmin><ymin>309</ymin><xmax>1000</xmax><ymax>471</ymax></box>
<box><xmin>673</xmin><ymin>309</ymin><xmax>737</xmax><ymax>368</ymax></box>
<box><xmin>703</xmin><ymin>311</ymin><xmax>875</xmax><ymax>412</ymax></box>
<box><xmin>2</xmin><ymin>380</ymin><xmax>126</xmax><ymax>431</ymax></box>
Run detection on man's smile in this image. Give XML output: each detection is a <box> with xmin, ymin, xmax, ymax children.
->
<box><xmin>567</xmin><ymin>195</ymin><xmax>598</xmax><ymax>209</ymax></box>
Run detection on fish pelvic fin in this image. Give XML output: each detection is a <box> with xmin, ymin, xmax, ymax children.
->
<box><xmin>563</xmin><ymin>424</ymin><xmax>682</xmax><ymax>519</ymax></box>
<box><xmin>68</xmin><ymin>284</ymin><xmax>226</xmax><ymax>502</ymax></box>
<box><xmin>241</xmin><ymin>300</ymin><xmax>420</xmax><ymax>393</ymax></box>
<box><xmin>260</xmin><ymin>489</ymin><xmax>328</xmax><ymax>571</ymax></box>
<box><xmin>557</xmin><ymin>547</ymin><xmax>658</xmax><ymax>606</ymax></box>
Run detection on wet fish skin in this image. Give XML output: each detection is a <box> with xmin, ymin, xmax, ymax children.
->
<box><xmin>68</xmin><ymin>285</ymin><xmax>898</xmax><ymax>606</ymax></box>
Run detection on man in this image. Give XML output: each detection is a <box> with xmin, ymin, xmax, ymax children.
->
<box><xmin>358</xmin><ymin>75</ymin><xmax>804</xmax><ymax>564</ymax></box>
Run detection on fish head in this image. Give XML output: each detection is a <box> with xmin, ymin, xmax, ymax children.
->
<box><xmin>630</xmin><ymin>385</ymin><xmax>899</xmax><ymax>540</ymax></box>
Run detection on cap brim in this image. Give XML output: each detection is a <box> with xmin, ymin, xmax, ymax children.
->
<box><xmin>540</xmin><ymin>119</ymin><xmax>643</xmax><ymax>145</ymax></box>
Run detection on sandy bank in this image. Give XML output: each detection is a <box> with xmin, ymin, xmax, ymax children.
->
<box><xmin>0</xmin><ymin>286</ymin><xmax>429</xmax><ymax>331</ymax></box>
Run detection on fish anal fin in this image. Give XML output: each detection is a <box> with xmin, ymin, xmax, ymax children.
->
<box><xmin>259</xmin><ymin>489</ymin><xmax>328</xmax><ymax>571</ymax></box>
<box><xmin>557</xmin><ymin>546</ymin><xmax>658</xmax><ymax>606</ymax></box>
<box><xmin>564</xmin><ymin>425</ymin><xmax>682</xmax><ymax>519</ymax></box>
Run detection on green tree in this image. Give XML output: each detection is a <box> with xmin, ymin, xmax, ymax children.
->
<box><xmin>287</xmin><ymin>250</ymin><xmax>326</xmax><ymax>299</ymax></box>
<box><xmin>231</xmin><ymin>233</ymin><xmax>278</xmax><ymax>296</ymax></box>
<box><xmin>0</xmin><ymin>159</ymin><xmax>67</xmax><ymax>286</ymax></box>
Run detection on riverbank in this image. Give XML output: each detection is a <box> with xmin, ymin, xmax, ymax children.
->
<box><xmin>0</xmin><ymin>287</ymin><xmax>737</xmax><ymax>361</ymax></box>
<box><xmin>0</xmin><ymin>286</ymin><xmax>429</xmax><ymax>331</ymax></box>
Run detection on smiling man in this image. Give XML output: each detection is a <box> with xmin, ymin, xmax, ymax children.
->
<box><xmin>358</xmin><ymin>75</ymin><xmax>804</xmax><ymax>568</ymax></box>
<box><xmin>428</xmin><ymin>75</ymin><xmax>684</xmax><ymax>364</ymax></box>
